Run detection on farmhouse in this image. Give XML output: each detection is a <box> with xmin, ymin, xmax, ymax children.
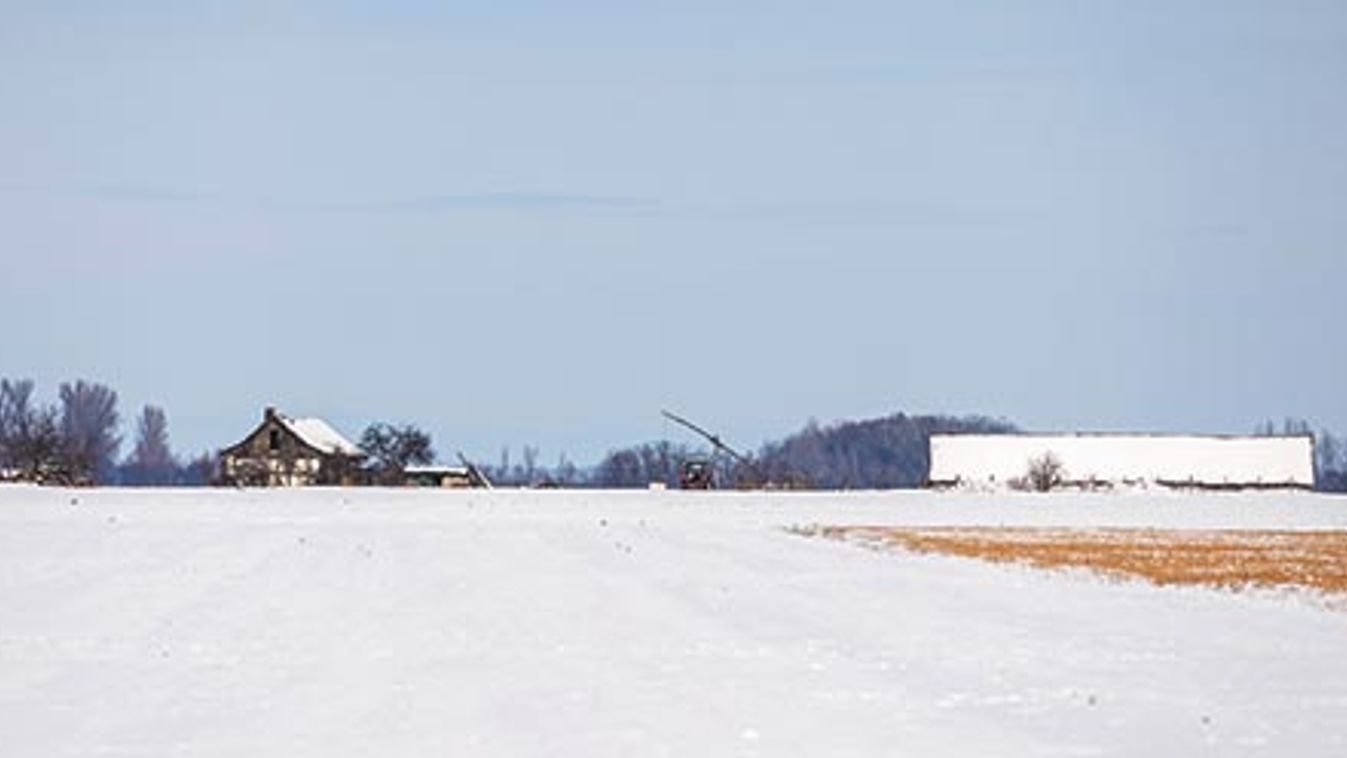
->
<box><xmin>220</xmin><ymin>407</ymin><xmax>364</xmax><ymax>487</ymax></box>
<box><xmin>928</xmin><ymin>433</ymin><xmax>1315</xmax><ymax>491</ymax></box>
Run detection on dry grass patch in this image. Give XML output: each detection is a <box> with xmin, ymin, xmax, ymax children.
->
<box><xmin>801</xmin><ymin>526</ymin><xmax>1347</xmax><ymax>595</ymax></box>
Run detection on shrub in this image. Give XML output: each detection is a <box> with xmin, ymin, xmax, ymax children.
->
<box><xmin>1025</xmin><ymin>452</ymin><xmax>1066</xmax><ymax>492</ymax></box>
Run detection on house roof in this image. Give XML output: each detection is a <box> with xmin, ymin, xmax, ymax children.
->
<box><xmin>403</xmin><ymin>464</ymin><xmax>470</xmax><ymax>476</ymax></box>
<box><xmin>278</xmin><ymin>415</ymin><xmax>362</xmax><ymax>456</ymax></box>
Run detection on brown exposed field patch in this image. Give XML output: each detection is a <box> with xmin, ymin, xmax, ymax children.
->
<box><xmin>801</xmin><ymin>526</ymin><xmax>1347</xmax><ymax>595</ymax></box>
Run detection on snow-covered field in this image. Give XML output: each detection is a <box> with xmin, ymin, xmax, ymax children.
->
<box><xmin>2</xmin><ymin>485</ymin><xmax>1345</xmax><ymax>756</ymax></box>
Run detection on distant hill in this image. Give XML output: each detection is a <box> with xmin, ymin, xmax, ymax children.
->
<box><xmin>754</xmin><ymin>413</ymin><xmax>1018</xmax><ymax>489</ymax></box>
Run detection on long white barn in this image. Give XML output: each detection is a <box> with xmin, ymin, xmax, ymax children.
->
<box><xmin>928</xmin><ymin>434</ymin><xmax>1315</xmax><ymax>490</ymax></box>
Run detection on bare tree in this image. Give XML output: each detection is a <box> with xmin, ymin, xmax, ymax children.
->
<box><xmin>1025</xmin><ymin>452</ymin><xmax>1066</xmax><ymax>492</ymax></box>
<box><xmin>522</xmin><ymin>445</ymin><xmax>539</xmax><ymax>485</ymax></box>
<box><xmin>1</xmin><ymin>379</ymin><xmax>62</xmax><ymax>482</ymax></box>
<box><xmin>19</xmin><ymin>409</ymin><xmax>62</xmax><ymax>482</ymax></box>
<box><xmin>594</xmin><ymin>448</ymin><xmax>644</xmax><ymax>488</ymax></box>
<box><xmin>1314</xmin><ymin>430</ymin><xmax>1346</xmax><ymax>492</ymax></box>
<box><xmin>359</xmin><ymin>423</ymin><xmax>435</xmax><ymax>484</ymax></box>
<box><xmin>554</xmin><ymin>453</ymin><xmax>579</xmax><ymax>487</ymax></box>
<box><xmin>181</xmin><ymin>450</ymin><xmax>218</xmax><ymax>486</ymax></box>
<box><xmin>1283</xmin><ymin>418</ymin><xmax>1313</xmax><ymax>436</ymax></box>
<box><xmin>125</xmin><ymin>405</ymin><xmax>177</xmax><ymax>486</ymax></box>
<box><xmin>1255</xmin><ymin>418</ymin><xmax>1313</xmax><ymax>437</ymax></box>
<box><xmin>0</xmin><ymin>379</ymin><xmax>35</xmax><ymax>469</ymax></box>
<box><xmin>59</xmin><ymin>380</ymin><xmax>121</xmax><ymax>485</ymax></box>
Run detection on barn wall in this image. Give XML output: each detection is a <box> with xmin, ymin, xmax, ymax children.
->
<box><xmin>225</xmin><ymin>416</ymin><xmax>314</xmax><ymax>461</ymax></box>
<box><xmin>929</xmin><ymin>434</ymin><xmax>1314</xmax><ymax>489</ymax></box>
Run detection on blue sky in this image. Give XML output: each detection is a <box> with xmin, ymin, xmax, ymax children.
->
<box><xmin>2</xmin><ymin>1</ymin><xmax>1344</xmax><ymax>463</ymax></box>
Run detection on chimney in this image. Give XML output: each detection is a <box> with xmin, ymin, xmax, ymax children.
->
<box><xmin>264</xmin><ymin>406</ymin><xmax>278</xmax><ymax>421</ymax></box>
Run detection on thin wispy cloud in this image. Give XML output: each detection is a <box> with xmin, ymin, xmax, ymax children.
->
<box><xmin>0</xmin><ymin>183</ymin><xmax>656</xmax><ymax>217</ymax></box>
<box><xmin>313</xmin><ymin>192</ymin><xmax>656</xmax><ymax>214</ymax></box>
<box><xmin>2</xmin><ymin>182</ymin><xmax>1011</xmax><ymax>227</ymax></box>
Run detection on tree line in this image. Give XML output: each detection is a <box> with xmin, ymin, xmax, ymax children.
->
<box><xmin>482</xmin><ymin>413</ymin><xmax>1019</xmax><ymax>489</ymax></box>
<box><xmin>582</xmin><ymin>413</ymin><xmax>1019</xmax><ymax>490</ymax></box>
<box><xmin>3</xmin><ymin>374</ymin><xmax>1345</xmax><ymax>491</ymax></box>
<box><xmin>0</xmin><ymin>378</ymin><xmax>214</xmax><ymax>486</ymax></box>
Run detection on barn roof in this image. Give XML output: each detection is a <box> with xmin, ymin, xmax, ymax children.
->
<box><xmin>403</xmin><ymin>464</ymin><xmax>470</xmax><ymax>475</ymax></box>
<box><xmin>928</xmin><ymin>433</ymin><xmax>1315</xmax><ymax>489</ymax></box>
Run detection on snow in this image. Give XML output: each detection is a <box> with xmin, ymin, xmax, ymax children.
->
<box><xmin>2</xmin><ymin>486</ymin><xmax>1345</xmax><ymax>756</ymax></box>
<box><xmin>930</xmin><ymin>434</ymin><xmax>1315</xmax><ymax>489</ymax></box>
<box><xmin>280</xmin><ymin>416</ymin><xmax>362</xmax><ymax>456</ymax></box>
<box><xmin>402</xmin><ymin>464</ymin><xmax>469</xmax><ymax>475</ymax></box>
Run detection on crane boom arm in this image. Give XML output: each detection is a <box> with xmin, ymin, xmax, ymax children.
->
<box><xmin>661</xmin><ymin>409</ymin><xmax>760</xmax><ymax>474</ymax></box>
<box><xmin>456</xmin><ymin>451</ymin><xmax>494</xmax><ymax>489</ymax></box>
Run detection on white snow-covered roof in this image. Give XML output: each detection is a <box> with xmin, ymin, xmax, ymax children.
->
<box><xmin>279</xmin><ymin>416</ymin><xmax>362</xmax><ymax>456</ymax></box>
<box><xmin>403</xmin><ymin>464</ymin><xmax>469</xmax><ymax>475</ymax></box>
<box><xmin>929</xmin><ymin>433</ymin><xmax>1314</xmax><ymax>489</ymax></box>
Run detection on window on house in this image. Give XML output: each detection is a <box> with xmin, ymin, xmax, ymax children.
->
<box><xmin>269</xmin><ymin>429</ymin><xmax>281</xmax><ymax>452</ymax></box>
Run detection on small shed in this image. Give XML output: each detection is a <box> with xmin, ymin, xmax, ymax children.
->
<box><xmin>220</xmin><ymin>407</ymin><xmax>364</xmax><ymax>487</ymax></box>
<box><xmin>403</xmin><ymin>465</ymin><xmax>476</xmax><ymax>488</ymax></box>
